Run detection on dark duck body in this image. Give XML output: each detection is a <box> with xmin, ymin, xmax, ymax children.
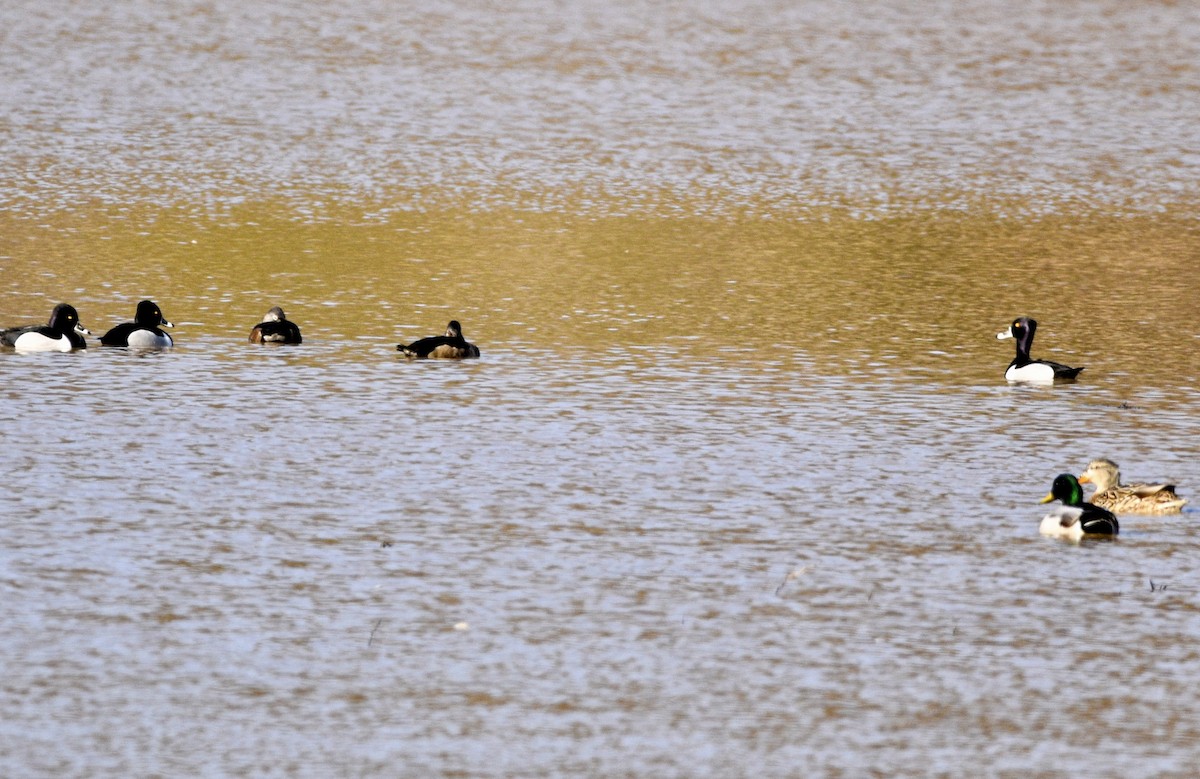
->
<box><xmin>249</xmin><ymin>306</ymin><xmax>303</xmax><ymax>344</ymax></box>
<box><xmin>995</xmin><ymin>317</ymin><xmax>1083</xmax><ymax>383</ymax></box>
<box><xmin>397</xmin><ymin>320</ymin><xmax>480</xmax><ymax>359</ymax></box>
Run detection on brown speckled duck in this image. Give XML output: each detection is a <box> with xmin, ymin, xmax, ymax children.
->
<box><xmin>1078</xmin><ymin>458</ymin><xmax>1188</xmax><ymax>515</ymax></box>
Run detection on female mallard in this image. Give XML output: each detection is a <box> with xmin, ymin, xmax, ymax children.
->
<box><xmin>996</xmin><ymin>317</ymin><xmax>1084</xmax><ymax>383</ymax></box>
<box><xmin>249</xmin><ymin>306</ymin><xmax>302</xmax><ymax>344</ymax></box>
<box><xmin>1038</xmin><ymin>473</ymin><xmax>1119</xmax><ymax>539</ymax></box>
<box><xmin>1078</xmin><ymin>458</ymin><xmax>1187</xmax><ymax>515</ymax></box>
<box><xmin>397</xmin><ymin>320</ymin><xmax>480</xmax><ymax>359</ymax></box>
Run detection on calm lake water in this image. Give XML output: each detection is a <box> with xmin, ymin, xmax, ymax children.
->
<box><xmin>3</xmin><ymin>1</ymin><xmax>1200</xmax><ymax>777</ymax></box>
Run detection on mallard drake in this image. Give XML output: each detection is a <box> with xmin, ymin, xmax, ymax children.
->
<box><xmin>100</xmin><ymin>300</ymin><xmax>175</xmax><ymax>348</ymax></box>
<box><xmin>996</xmin><ymin>317</ymin><xmax>1083</xmax><ymax>383</ymax></box>
<box><xmin>0</xmin><ymin>303</ymin><xmax>90</xmax><ymax>352</ymax></box>
<box><xmin>397</xmin><ymin>320</ymin><xmax>480</xmax><ymax>359</ymax></box>
<box><xmin>249</xmin><ymin>306</ymin><xmax>302</xmax><ymax>344</ymax></box>
<box><xmin>1038</xmin><ymin>473</ymin><xmax>1119</xmax><ymax>539</ymax></box>
<box><xmin>1078</xmin><ymin>458</ymin><xmax>1187</xmax><ymax>515</ymax></box>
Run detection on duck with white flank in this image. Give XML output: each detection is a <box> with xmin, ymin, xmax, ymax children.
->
<box><xmin>996</xmin><ymin>317</ymin><xmax>1083</xmax><ymax>383</ymax></box>
<box><xmin>100</xmin><ymin>300</ymin><xmax>175</xmax><ymax>348</ymax></box>
<box><xmin>397</xmin><ymin>320</ymin><xmax>480</xmax><ymax>359</ymax></box>
<box><xmin>249</xmin><ymin>306</ymin><xmax>303</xmax><ymax>344</ymax></box>
<box><xmin>1038</xmin><ymin>473</ymin><xmax>1119</xmax><ymax>539</ymax></box>
<box><xmin>0</xmin><ymin>303</ymin><xmax>90</xmax><ymax>352</ymax></box>
<box><xmin>1078</xmin><ymin>458</ymin><xmax>1187</xmax><ymax>515</ymax></box>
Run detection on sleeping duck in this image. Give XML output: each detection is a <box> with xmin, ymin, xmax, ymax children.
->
<box><xmin>1078</xmin><ymin>458</ymin><xmax>1187</xmax><ymax>515</ymax></box>
<box><xmin>996</xmin><ymin>317</ymin><xmax>1083</xmax><ymax>383</ymax></box>
<box><xmin>0</xmin><ymin>303</ymin><xmax>90</xmax><ymax>352</ymax></box>
<box><xmin>397</xmin><ymin>320</ymin><xmax>480</xmax><ymax>359</ymax></box>
<box><xmin>249</xmin><ymin>306</ymin><xmax>302</xmax><ymax>344</ymax></box>
<box><xmin>1038</xmin><ymin>473</ymin><xmax>1119</xmax><ymax>539</ymax></box>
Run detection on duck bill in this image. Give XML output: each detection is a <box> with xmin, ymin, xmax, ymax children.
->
<box><xmin>161</xmin><ymin>319</ymin><xmax>175</xmax><ymax>328</ymax></box>
<box><xmin>75</xmin><ymin>323</ymin><xmax>92</xmax><ymax>335</ymax></box>
<box><xmin>1038</xmin><ymin>492</ymin><xmax>1056</xmax><ymax>504</ymax></box>
<box><xmin>1077</xmin><ymin>474</ymin><xmax>1092</xmax><ymax>484</ymax></box>
<box><xmin>996</xmin><ymin>327</ymin><xmax>1014</xmax><ymax>340</ymax></box>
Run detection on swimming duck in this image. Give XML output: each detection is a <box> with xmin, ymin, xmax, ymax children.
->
<box><xmin>0</xmin><ymin>303</ymin><xmax>90</xmax><ymax>352</ymax></box>
<box><xmin>1078</xmin><ymin>458</ymin><xmax>1187</xmax><ymax>515</ymax></box>
<box><xmin>397</xmin><ymin>320</ymin><xmax>480</xmax><ymax>359</ymax></box>
<box><xmin>100</xmin><ymin>300</ymin><xmax>175</xmax><ymax>348</ymax></box>
<box><xmin>995</xmin><ymin>317</ymin><xmax>1083</xmax><ymax>383</ymax></box>
<box><xmin>249</xmin><ymin>306</ymin><xmax>302</xmax><ymax>344</ymax></box>
<box><xmin>1038</xmin><ymin>473</ymin><xmax>1119</xmax><ymax>539</ymax></box>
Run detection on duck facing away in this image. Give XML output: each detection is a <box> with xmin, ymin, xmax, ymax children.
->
<box><xmin>100</xmin><ymin>300</ymin><xmax>175</xmax><ymax>348</ymax></box>
<box><xmin>249</xmin><ymin>306</ymin><xmax>302</xmax><ymax>344</ymax></box>
<box><xmin>1038</xmin><ymin>473</ymin><xmax>1119</xmax><ymax>539</ymax></box>
<box><xmin>1078</xmin><ymin>458</ymin><xmax>1187</xmax><ymax>515</ymax></box>
<box><xmin>996</xmin><ymin>317</ymin><xmax>1083</xmax><ymax>383</ymax></box>
<box><xmin>0</xmin><ymin>303</ymin><xmax>90</xmax><ymax>352</ymax></box>
<box><xmin>397</xmin><ymin>320</ymin><xmax>480</xmax><ymax>359</ymax></box>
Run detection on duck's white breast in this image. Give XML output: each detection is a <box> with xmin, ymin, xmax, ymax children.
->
<box><xmin>1039</xmin><ymin>509</ymin><xmax>1084</xmax><ymax>540</ymax></box>
<box><xmin>126</xmin><ymin>330</ymin><xmax>173</xmax><ymax>348</ymax></box>
<box><xmin>1006</xmin><ymin>362</ymin><xmax>1056</xmax><ymax>383</ymax></box>
<box><xmin>13</xmin><ymin>332</ymin><xmax>73</xmax><ymax>352</ymax></box>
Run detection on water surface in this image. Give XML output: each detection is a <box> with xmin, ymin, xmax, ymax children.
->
<box><xmin>2</xmin><ymin>1</ymin><xmax>1200</xmax><ymax>776</ymax></box>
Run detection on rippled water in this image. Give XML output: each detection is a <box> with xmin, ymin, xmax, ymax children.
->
<box><xmin>2</xmin><ymin>0</ymin><xmax>1199</xmax><ymax>216</ymax></box>
<box><xmin>4</xmin><ymin>338</ymin><xmax>1200</xmax><ymax>776</ymax></box>
<box><xmin>3</xmin><ymin>0</ymin><xmax>1200</xmax><ymax>776</ymax></box>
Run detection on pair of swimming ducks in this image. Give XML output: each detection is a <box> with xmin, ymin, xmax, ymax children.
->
<box><xmin>1039</xmin><ymin>459</ymin><xmax>1189</xmax><ymax>540</ymax></box>
<box><xmin>250</xmin><ymin>308</ymin><xmax>478</xmax><ymax>357</ymax></box>
<box><xmin>0</xmin><ymin>301</ymin><xmax>175</xmax><ymax>350</ymax></box>
<box><xmin>1</xmin><ymin>302</ymin><xmax>480</xmax><ymax>358</ymax></box>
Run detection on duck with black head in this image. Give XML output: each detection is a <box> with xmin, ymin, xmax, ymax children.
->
<box><xmin>100</xmin><ymin>300</ymin><xmax>175</xmax><ymax>348</ymax></box>
<box><xmin>996</xmin><ymin>317</ymin><xmax>1083</xmax><ymax>383</ymax></box>
<box><xmin>397</xmin><ymin>320</ymin><xmax>480</xmax><ymax>359</ymax></box>
<box><xmin>0</xmin><ymin>303</ymin><xmax>90</xmax><ymax>352</ymax></box>
<box><xmin>249</xmin><ymin>306</ymin><xmax>303</xmax><ymax>344</ymax></box>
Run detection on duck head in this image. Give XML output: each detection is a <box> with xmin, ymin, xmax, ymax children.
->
<box><xmin>1040</xmin><ymin>473</ymin><xmax>1085</xmax><ymax>507</ymax></box>
<box><xmin>1078</xmin><ymin>459</ymin><xmax>1120</xmax><ymax>492</ymax></box>
<box><xmin>996</xmin><ymin>317</ymin><xmax>1037</xmax><ymax>356</ymax></box>
<box><xmin>135</xmin><ymin>300</ymin><xmax>174</xmax><ymax>328</ymax></box>
<box><xmin>49</xmin><ymin>303</ymin><xmax>91</xmax><ymax>336</ymax></box>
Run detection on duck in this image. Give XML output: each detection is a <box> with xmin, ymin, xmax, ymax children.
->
<box><xmin>0</xmin><ymin>303</ymin><xmax>90</xmax><ymax>352</ymax></box>
<box><xmin>1038</xmin><ymin>473</ymin><xmax>1119</xmax><ymax>539</ymax></box>
<box><xmin>249</xmin><ymin>306</ymin><xmax>302</xmax><ymax>344</ymax></box>
<box><xmin>995</xmin><ymin>317</ymin><xmax>1083</xmax><ymax>383</ymax></box>
<box><xmin>100</xmin><ymin>300</ymin><xmax>175</xmax><ymax>348</ymax></box>
<box><xmin>1078</xmin><ymin>458</ymin><xmax>1187</xmax><ymax>515</ymax></box>
<box><xmin>397</xmin><ymin>320</ymin><xmax>480</xmax><ymax>359</ymax></box>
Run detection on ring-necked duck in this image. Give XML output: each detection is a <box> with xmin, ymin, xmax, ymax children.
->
<box><xmin>0</xmin><ymin>303</ymin><xmax>90</xmax><ymax>352</ymax></box>
<box><xmin>397</xmin><ymin>320</ymin><xmax>480</xmax><ymax>359</ymax></box>
<box><xmin>1038</xmin><ymin>473</ymin><xmax>1119</xmax><ymax>539</ymax></box>
<box><xmin>1078</xmin><ymin>458</ymin><xmax>1187</xmax><ymax>515</ymax></box>
<box><xmin>100</xmin><ymin>300</ymin><xmax>175</xmax><ymax>348</ymax></box>
<box><xmin>996</xmin><ymin>317</ymin><xmax>1083</xmax><ymax>383</ymax></box>
<box><xmin>249</xmin><ymin>306</ymin><xmax>302</xmax><ymax>344</ymax></box>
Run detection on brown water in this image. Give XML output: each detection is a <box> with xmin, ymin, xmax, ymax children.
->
<box><xmin>3</xmin><ymin>1</ymin><xmax>1200</xmax><ymax>777</ymax></box>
